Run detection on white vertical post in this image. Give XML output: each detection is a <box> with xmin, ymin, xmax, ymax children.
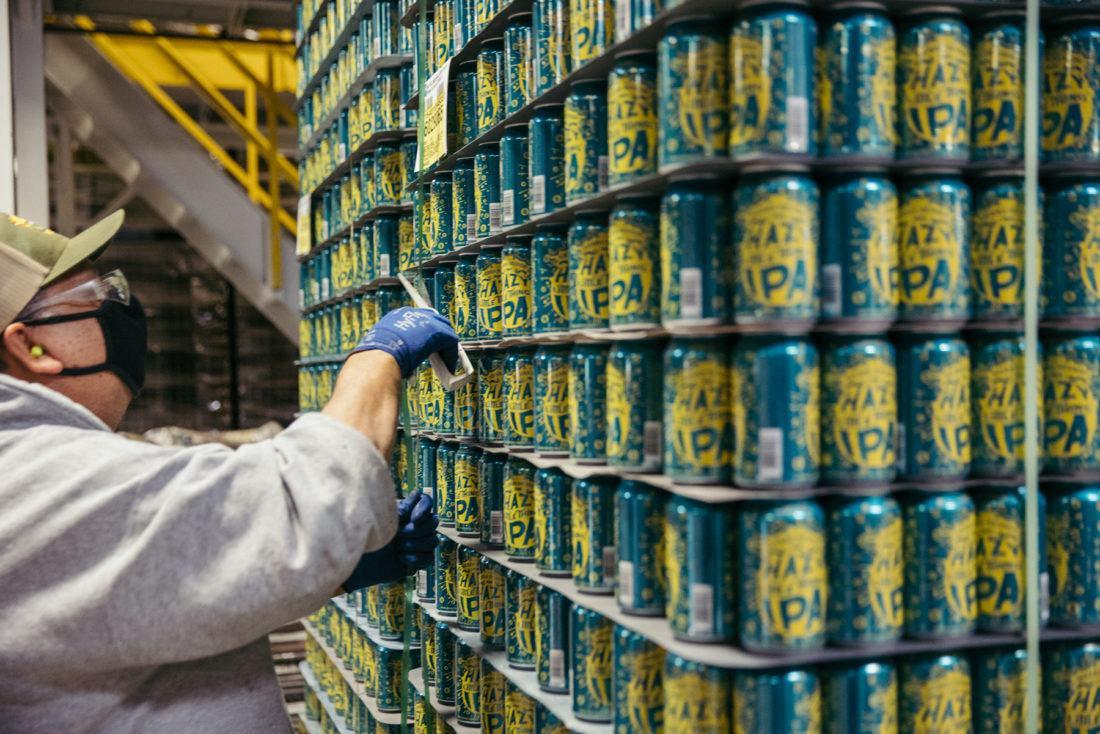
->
<box><xmin>0</xmin><ymin>0</ymin><xmax>14</xmax><ymax>214</ymax></box>
<box><xmin>9</xmin><ymin>0</ymin><xmax>48</xmax><ymax>224</ymax></box>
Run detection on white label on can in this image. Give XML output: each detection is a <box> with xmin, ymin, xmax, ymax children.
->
<box><xmin>467</xmin><ymin>213</ymin><xmax>477</xmax><ymax>241</ymax></box>
<box><xmin>758</xmin><ymin>428</ymin><xmax>783</xmax><ymax>482</ymax></box>
<box><xmin>680</xmin><ymin>267</ymin><xmax>703</xmax><ymax>319</ymax></box>
<box><xmin>453</xmin><ymin>24</ymin><xmax>463</xmax><ymax>52</ymax></box>
<box><xmin>549</xmin><ymin>650</ymin><xmax>566</xmax><ymax>688</ymax></box>
<box><xmin>379</xmin><ymin>254</ymin><xmax>391</xmax><ymax>278</ymax></box>
<box><xmin>502</xmin><ymin>189</ymin><xmax>515</xmax><ymax>226</ymax></box>
<box><xmin>643</xmin><ymin>421</ymin><xmax>662</xmax><ymax>466</ymax></box>
<box><xmin>895</xmin><ymin>422</ymin><xmax>906</xmax><ymax>470</ymax></box>
<box><xmin>490</xmin><ymin>510</ymin><xmax>503</xmax><ymax>543</ymax></box>
<box><xmin>489</xmin><ymin>202</ymin><xmax>502</xmax><ymax>234</ymax></box>
<box><xmin>531</xmin><ymin>175</ymin><xmax>547</xmax><ymax>214</ymax></box>
<box><xmin>786</xmin><ymin>96</ymin><xmax>810</xmax><ymax>153</ymax></box>
<box><xmin>322</xmin><ymin>277</ymin><xmax>331</xmax><ymax>301</ymax></box>
<box><xmin>417</xmin><ymin>569</ymin><xmax>429</xmax><ymax>597</ymax></box>
<box><xmin>598</xmin><ymin>155</ymin><xmax>609</xmax><ymax>190</ymax></box>
<box><xmin>618</xmin><ymin>560</ymin><xmax>634</xmax><ymax>606</ymax></box>
<box><xmin>822</xmin><ymin>263</ymin><xmax>841</xmax><ymax>317</ymax></box>
<box><xmin>615</xmin><ymin>0</ymin><xmax>632</xmax><ymax>41</ymax></box>
<box><xmin>690</xmin><ymin>583</ymin><xmax>715</xmax><ymax>636</ymax></box>
<box><xmin>602</xmin><ymin>546</ymin><xmax>617</xmax><ymax>583</ymax></box>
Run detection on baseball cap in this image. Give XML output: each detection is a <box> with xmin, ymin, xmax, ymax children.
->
<box><xmin>0</xmin><ymin>209</ymin><xmax>125</xmax><ymax>329</ymax></box>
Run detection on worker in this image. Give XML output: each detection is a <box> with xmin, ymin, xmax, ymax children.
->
<box><xmin>0</xmin><ymin>210</ymin><xmax>459</xmax><ymax>732</ymax></box>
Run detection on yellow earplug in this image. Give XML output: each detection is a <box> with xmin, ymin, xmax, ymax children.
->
<box><xmin>30</xmin><ymin>346</ymin><xmax>44</xmax><ymax>358</ymax></box>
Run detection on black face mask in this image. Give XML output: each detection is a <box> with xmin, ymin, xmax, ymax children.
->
<box><xmin>21</xmin><ymin>295</ymin><xmax>148</xmax><ymax>396</ymax></box>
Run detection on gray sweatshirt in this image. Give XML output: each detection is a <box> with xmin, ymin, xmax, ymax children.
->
<box><xmin>0</xmin><ymin>374</ymin><xmax>397</xmax><ymax>733</ymax></box>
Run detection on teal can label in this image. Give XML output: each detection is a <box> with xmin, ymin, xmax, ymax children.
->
<box><xmin>898</xmin><ymin>16</ymin><xmax>971</xmax><ymax>161</ymax></box>
<box><xmin>481</xmin><ymin>659</ymin><xmax>507</xmax><ymax>734</ymax></box>
<box><xmin>401</xmin><ymin>138</ymin><xmax>418</xmax><ymax>205</ymax></box>
<box><xmin>537</xmin><ymin>705</ymin><xmax>569</xmax><ymax>734</ymax></box>
<box><xmin>974</xmin><ymin>648</ymin><xmax>1027</xmax><ymax>734</ymax></box>
<box><xmin>529</xmin><ymin>105</ymin><xmax>567</xmax><ymax>215</ymax></box>
<box><xmin>480</xmin><ymin>451</ymin><xmax>507</xmax><ymax>547</ymax></box>
<box><xmin>536</xmin><ymin>586</ymin><xmax>571</xmax><ymax>692</ymax></box>
<box><xmin>479</xmin><ymin>556</ymin><xmax>506</xmax><ymax>649</ymax></box>
<box><xmin>666</xmin><ymin>497</ymin><xmax>734</xmax><ymax>641</ymax></box>
<box><xmin>433</xmin><ymin>263</ymin><xmax>455</xmax><ymax>334</ymax></box>
<box><xmin>505</xmin><ymin>683</ymin><xmax>536</xmax><ymax>734</ymax></box>
<box><xmin>607</xmin><ymin>341</ymin><xmax>662</xmax><ymax>471</ymax></box>
<box><xmin>505</xmin><ymin>569</ymin><xmax>538</xmax><ymax>669</ymax></box>
<box><xmin>417</xmin><ymin>437</ymin><xmax>438</xmax><ymax>499</ymax></box>
<box><xmin>453</xmin><ymin>253</ymin><xmax>478</xmax><ymax>340</ymax></box>
<box><xmin>1044</xmin><ymin>335</ymin><xmax>1100</xmax><ymax>475</ymax></box>
<box><xmin>452</xmin><ymin>158</ymin><xmax>475</xmax><ymax>249</ymax></box>
<box><xmin>455</xmin><ymin>444</ymin><xmax>482</xmax><ymax>537</ymax></box>
<box><xmin>1043</xmin><ymin>179</ymin><xmax>1100</xmax><ymax>319</ymax></box>
<box><xmin>608</xmin><ymin>52</ymin><xmax>657</xmax><ymax>185</ymax></box>
<box><xmin>902</xmin><ymin>492</ymin><xmax>977</xmax><ymax>638</ymax></box>
<box><xmin>972</xmin><ymin>336</ymin><xmax>1033</xmax><ymax>478</ymax></box>
<box><xmin>564</xmin><ymin>81</ymin><xmax>609</xmax><ymax>203</ymax></box>
<box><xmin>534</xmin><ymin>467</ymin><xmax>573</xmax><ymax>575</ymax></box>
<box><xmin>533</xmin><ymin>0</ymin><xmax>570</xmax><ymax>95</ymax></box>
<box><xmin>899</xmin><ymin>653</ymin><xmax>972</xmax><ymax>732</ymax></box>
<box><xmin>826</xmin><ymin>496</ymin><xmax>904</xmax><ymax>645</ymax></box>
<box><xmin>503</xmin><ymin>456</ymin><xmax>536</xmax><ymax>559</ymax></box>
<box><xmin>738</xmin><ymin>499</ymin><xmax>827</xmax><ymax>652</ymax></box>
<box><xmin>474</xmin><ymin>145</ymin><xmax>502</xmax><ymax>239</ymax></box>
<box><xmin>417</xmin><ymin>548</ymin><xmax>436</xmax><ymax>602</ymax></box>
<box><xmin>615</xmin><ymin>481</ymin><xmax>667</xmax><ymax>616</ymax></box>
<box><xmin>455</xmin><ymin>371</ymin><xmax>479</xmax><ymax>439</ymax></box>
<box><xmin>1043</xmin><ymin>642</ymin><xmax>1100</xmax><ymax>732</ymax></box>
<box><xmin>663</xmin><ymin>337</ymin><xmax>731</xmax><ymax>483</ymax></box>
<box><xmin>500</xmin><ymin>127</ymin><xmax>530</xmax><ymax>227</ymax></box>
<box><xmin>821</xmin><ymin>337</ymin><xmax>897</xmax><ymax>484</ymax></box>
<box><xmin>477</xmin><ymin>250</ymin><xmax>503</xmax><ymax>339</ymax></box>
<box><xmin>823</xmin><ymin>660</ymin><xmax>897</xmax><ymax>734</ymax></box>
<box><xmin>421</xmin><ymin>606</ymin><xmax>436</xmax><ymax>687</ymax></box>
<box><xmin>502</xmin><ymin>240</ymin><xmax>532</xmax><ymax>336</ymax></box>
<box><xmin>734</xmin><ymin>668</ymin><xmax>822</xmax><ymax>733</ymax></box>
<box><xmin>533</xmin><ymin>226</ymin><xmax>570</xmax><ymax>333</ymax></box>
<box><xmin>1042</xmin><ymin>26</ymin><xmax>1100</xmax><ymax>162</ymax></box>
<box><xmin>456</xmin><ymin>639</ymin><xmax>481</xmax><ymax>725</ymax></box>
<box><xmin>430</xmin><ymin>175</ymin><xmax>453</xmax><ymax>256</ymax></box>
<box><xmin>732</xmin><ymin>336</ymin><xmax>820</xmax><ymax>488</ymax></box>
<box><xmin>609</xmin><ymin>198</ymin><xmax>660</xmax><ymax>329</ymax></box>
<box><xmin>660</xmin><ymin>178</ymin><xmax>731</xmax><ymax>325</ymax></box>
<box><xmin>612</xmin><ymin>626</ymin><xmax>664</xmax><ymax>733</ymax></box>
<box><xmin>570</xmin><ymin>606</ymin><xmax>613</xmax><ymax>723</ymax></box>
<box><xmin>569</xmin><ymin>0</ymin><xmax>612</xmax><ymax>65</ymax></box>
<box><xmin>457</xmin><ymin>545</ymin><xmax>481</xmax><ymax>631</ymax></box>
<box><xmin>972</xmin><ymin>18</ymin><xmax>1024</xmax><ymax>161</ymax></box>
<box><xmin>504</xmin><ymin>16</ymin><xmax>533</xmax><ymax>114</ymax></box>
<box><xmin>479</xmin><ymin>351</ymin><xmax>506</xmax><ymax>443</ymax></box>
<box><xmin>897</xmin><ymin>336</ymin><xmax>971</xmax><ymax>481</ymax></box>
<box><xmin>899</xmin><ymin>175</ymin><xmax>972</xmax><ymax>322</ymax></box>
<box><xmin>976</xmin><ymin>488</ymin><xmax>1044</xmax><ymax>633</ymax></box>
<box><xmin>658</xmin><ymin>20</ymin><xmax>728</xmax><ymax>167</ymax></box>
<box><xmin>569</xmin><ymin>343</ymin><xmax>608</xmax><ymax>462</ymax></box>
<box><xmin>1048</xmin><ymin>484</ymin><xmax>1100</xmax><ymax>627</ymax></box>
<box><xmin>572</xmin><ymin>476</ymin><xmax>616</xmax><ymax>593</ymax></box>
<box><xmin>972</xmin><ymin>176</ymin><xmax>1027</xmax><ymax>321</ymax></box>
<box><xmin>436</xmin><ymin>539</ymin><xmax>458</xmax><ymax>616</ymax></box>
<box><xmin>729</xmin><ymin>6</ymin><xmax>816</xmax><ymax>156</ymax></box>
<box><xmin>374</xmin><ymin>141</ymin><xmax>404</xmax><ymax>206</ymax></box>
<box><xmin>476</xmin><ymin>42</ymin><xmax>503</xmax><ymax>134</ymax></box>
<box><xmin>534</xmin><ymin>345</ymin><xmax>571</xmax><ymax>455</ymax></box>
<box><xmin>374</xmin><ymin>215</ymin><xmax>398</xmax><ymax>279</ymax></box>
<box><xmin>504</xmin><ymin>349</ymin><xmax>535</xmax><ymax>448</ymax></box>
<box><xmin>663</xmin><ymin>655</ymin><xmax>731</xmax><ymax>733</ymax></box>
<box><xmin>375</xmin><ymin>644</ymin><xmax>405</xmax><ymax>713</ymax></box>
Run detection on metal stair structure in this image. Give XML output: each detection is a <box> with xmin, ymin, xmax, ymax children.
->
<box><xmin>44</xmin><ymin>32</ymin><xmax>300</xmax><ymax>340</ymax></box>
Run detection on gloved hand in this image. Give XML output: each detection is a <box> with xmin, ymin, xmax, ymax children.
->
<box><xmin>352</xmin><ymin>307</ymin><xmax>459</xmax><ymax>378</ymax></box>
<box><xmin>342</xmin><ymin>492</ymin><xmax>440</xmax><ymax>591</ymax></box>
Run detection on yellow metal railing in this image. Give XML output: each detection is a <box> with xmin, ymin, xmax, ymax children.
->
<box><xmin>72</xmin><ymin>17</ymin><xmax>297</xmax><ymax>288</ymax></box>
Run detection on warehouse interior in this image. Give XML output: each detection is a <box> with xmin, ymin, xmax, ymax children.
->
<box><xmin>2</xmin><ymin>0</ymin><xmax>1100</xmax><ymax>732</ymax></box>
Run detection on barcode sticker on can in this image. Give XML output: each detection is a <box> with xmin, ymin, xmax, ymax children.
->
<box><xmin>617</xmin><ymin>560</ymin><xmax>634</xmax><ymax>606</ymax></box>
<box><xmin>453</xmin><ymin>24</ymin><xmax>463</xmax><ymax>51</ymax></box>
<box><xmin>598</xmin><ymin>156</ymin><xmax>609</xmax><ymax>190</ymax></box>
<box><xmin>339</xmin><ymin>142</ymin><xmax>348</xmax><ymax>161</ymax></box>
<box><xmin>690</xmin><ymin>583</ymin><xmax>714</xmax><ymax>636</ymax></box>
<box><xmin>490</xmin><ymin>510</ymin><xmax>504</xmax><ymax>543</ymax></box>
<box><xmin>758</xmin><ymin>428</ymin><xmax>783</xmax><ymax>481</ymax></box>
<box><xmin>502</xmin><ymin>189</ymin><xmax>515</xmax><ymax>225</ymax></box>
<box><xmin>1040</xmin><ymin>571</ymin><xmax>1050</xmax><ymax>623</ymax></box>
<box><xmin>549</xmin><ymin>650</ymin><xmax>566</xmax><ymax>689</ymax></box>
<box><xmin>467</xmin><ymin>213</ymin><xmax>477</xmax><ymax>240</ymax></box>
<box><xmin>680</xmin><ymin>268</ymin><xmax>703</xmax><ymax>319</ymax></box>
<box><xmin>322</xmin><ymin>277</ymin><xmax>331</xmax><ymax>300</ymax></box>
<box><xmin>602</xmin><ymin>547</ymin><xmax>617</xmax><ymax>583</ymax></box>
<box><xmin>379</xmin><ymin>254</ymin><xmax>391</xmax><ymax>277</ymax></box>
<box><xmin>786</xmin><ymin>96</ymin><xmax>810</xmax><ymax>152</ymax></box>
<box><xmin>644</xmin><ymin>421</ymin><xmax>662</xmax><ymax>465</ymax></box>
<box><xmin>423</xmin><ymin>485</ymin><xmax>434</xmax><ymax>501</ymax></box>
<box><xmin>531</xmin><ymin>175</ymin><xmax>546</xmax><ymax>214</ymax></box>
<box><xmin>615</xmin><ymin>0</ymin><xmax>632</xmax><ymax>40</ymax></box>
<box><xmin>895</xmin><ymin>422</ymin><xmax>905</xmax><ymax>470</ymax></box>
<box><xmin>490</xmin><ymin>203</ymin><xmax>502</xmax><ymax>234</ymax></box>
<box><xmin>418</xmin><ymin>569</ymin><xmax>429</xmax><ymax>597</ymax></box>
<box><xmin>822</xmin><ymin>264</ymin><xmax>841</xmax><ymax>317</ymax></box>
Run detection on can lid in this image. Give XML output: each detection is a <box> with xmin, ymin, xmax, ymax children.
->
<box><xmin>575</xmin><ymin>207</ymin><xmax>610</xmax><ymax>216</ymax></box>
<box><xmin>614</xmin><ymin>48</ymin><xmax>657</xmax><ymax>61</ymax></box>
<box><xmin>901</xmin><ymin>5</ymin><xmax>964</xmax><ymax>17</ymax></box>
<box><xmin>901</xmin><ymin>165</ymin><xmax>966</xmax><ymax>176</ymax></box>
<box><xmin>458</xmin><ymin>60</ymin><xmax>477</xmax><ymax>71</ymax></box>
<box><xmin>616</xmin><ymin>192</ymin><xmax>661</xmax><ymax>204</ymax></box>
<box><xmin>504</xmin><ymin>122</ymin><xmax>528</xmax><ymax>131</ymax></box>
<box><xmin>1048</xmin><ymin>13</ymin><xmax>1100</xmax><ymax>27</ymax></box>
<box><xmin>508</xmin><ymin>11</ymin><xmax>532</xmax><ymax>20</ymax></box>
<box><xmin>533</xmin><ymin>102</ymin><xmax>565</xmax><ymax>110</ymax></box>
<box><xmin>505</xmin><ymin>233</ymin><xmax>532</xmax><ymax>243</ymax></box>
<box><xmin>739</xmin><ymin>0</ymin><xmax>811</xmax><ymax>9</ymax></box>
<box><xmin>971</xmin><ymin>166</ymin><xmax>1024</xmax><ymax>179</ymax></box>
<box><xmin>480</xmin><ymin>36</ymin><xmax>504</xmax><ymax>46</ymax></box>
<box><xmin>569</xmin><ymin>78</ymin><xmax>605</xmax><ymax>92</ymax></box>
<box><xmin>741</xmin><ymin>162</ymin><xmax>812</xmax><ymax>174</ymax></box>
<box><xmin>976</xmin><ymin>9</ymin><xmax>1026</xmax><ymax>21</ymax></box>
<box><xmin>821</xmin><ymin>164</ymin><xmax>891</xmax><ymax>175</ymax></box>
<box><xmin>668</xmin><ymin>173</ymin><xmax>721</xmax><ymax>183</ymax></box>
<box><xmin>664</xmin><ymin>14</ymin><xmax>719</xmax><ymax>25</ymax></box>
<box><xmin>826</xmin><ymin>0</ymin><xmax>887</xmax><ymax>12</ymax></box>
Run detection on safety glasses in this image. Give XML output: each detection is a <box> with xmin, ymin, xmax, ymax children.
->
<box><xmin>15</xmin><ymin>269</ymin><xmax>130</xmax><ymax>321</ymax></box>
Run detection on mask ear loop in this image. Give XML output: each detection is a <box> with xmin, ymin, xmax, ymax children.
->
<box><xmin>17</xmin><ymin>303</ymin><xmax>107</xmax><ymax>328</ymax></box>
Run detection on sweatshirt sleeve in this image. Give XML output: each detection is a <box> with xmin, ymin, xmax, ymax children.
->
<box><xmin>0</xmin><ymin>412</ymin><xmax>397</xmax><ymax>675</ymax></box>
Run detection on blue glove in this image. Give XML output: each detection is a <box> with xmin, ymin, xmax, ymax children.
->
<box><xmin>352</xmin><ymin>307</ymin><xmax>459</xmax><ymax>378</ymax></box>
<box><xmin>342</xmin><ymin>493</ymin><xmax>440</xmax><ymax>591</ymax></box>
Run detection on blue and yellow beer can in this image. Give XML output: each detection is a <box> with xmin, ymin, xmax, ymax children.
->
<box><xmin>734</xmin><ymin>668</ymin><xmax>821</xmax><ymax>733</ymax></box>
<box><xmin>536</xmin><ymin>706</ymin><xmax>568</xmax><ymax>734</ymax></box>
<box><xmin>1043</xmin><ymin>179</ymin><xmax>1100</xmax><ymax>320</ymax></box>
<box><xmin>662</xmin><ymin>654</ymin><xmax>730</xmax><ymax>734</ymax></box>
<box><xmin>456</xmin><ymin>639</ymin><xmax>481</xmax><ymax>725</ymax></box>
<box><xmin>1043</xmin><ymin>334</ymin><xmax>1100</xmax><ymax>475</ymax></box>
<box><xmin>362</xmin><ymin>153</ymin><xmax>376</xmax><ymax>212</ymax></box>
<box><xmin>433</xmin><ymin>263</ymin><xmax>456</xmax><ymax>333</ymax></box>
<box><xmin>612</xmin><ymin>626</ymin><xmax>664</xmax><ymax>734</ymax></box>
<box><xmin>568</xmin><ymin>211</ymin><xmax>611</xmax><ymax>330</ymax></box>
<box><xmin>418</xmin><ymin>548</ymin><xmax>437</xmax><ymax>605</ymax></box>
<box><xmin>437</xmin><ymin>443</ymin><xmax>457</xmax><ymax>526</ymax></box>
<box><xmin>452</xmin><ymin>157</ymin><xmax>475</xmax><ymax>250</ymax></box>
<box><xmin>430</xmin><ymin>175</ymin><xmax>453</xmax><ymax>257</ymax></box>
<box><xmin>375</xmin><ymin>68</ymin><xmax>403</xmax><ymax>134</ymax></box>
<box><xmin>738</xmin><ymin>499</ymin><xmax>827</xmax><ymax>652</ymax></box>
<box><xmin>819</xmin><ymin>171</ymin><xmax>899</xmax><ymax>324</ymax></box>
<box><xmin>535</xmin><ymin>466</ymin><xmax>573</xmax><ymax>575</ymax></box>
<box><xmin>822</xmin><ymin>660</ymin><xmax>897</xmax><ymax>734</ymax></box>
<box><xmin>455</xmin><ymin>371</ymin><xmax>479</xmax><ymax>439</ymax></box>
<box><xmin>480</xmin><ymin>450</ymin><xmax>507</xmax><ymax>548</ymax></box>
<box><xmin>376</xmin><ymin>643</ymin><xmax>405</xmax><ymax>713</ymax></box>
<box><xmin>564</xmin><ymin>81</ymin><xmax>609</xmax><ymax>203</ymax></box>
<box><xmin>733</xmin><ymin>166</ymin><xmax>820</xmax><ymax>325</ymax></box>
<box><xmin>529</xmin><ymin>105</ymin><xmax>567</xmax><ymax>216</ymax></box>
<box><xmin>504</xmin><ymin>457</ymin><xmax>536</xmax><ymax>559</ymax></box>
<box><xmin>616</xmin><ymin>481</ymin><xmax>666</xmax><ymax>616</ymax></box>
<box><xmin>903</xmin><ymin>491</ymin><xmax>977</xmax><ymax>638</ymax></box>
<box><xmin>1048</xmin><ymin>483</ymin><xmax>1100</xmax><ymax>627</ymax></box>
<box><xmin>501</xmin><ymin>127</ymin><xmax>530</xmax><ymax>228</ymax></box>
<box><xmin>421</xmin><ymin>611</ymin><xmax>436</xmax><ymax>687</ymax></box>
<box><xmin>899</xmin><ymin>653</ymin><xmax>972</xmax><ymax>732</ymax></box>
<box><xmin>502</xmin><ymin>238</ymin><xmax>532</xmax><ymax>336</ymax></box>
<box><xmin>374</xmin><ymin>214</ymin><xmax>398</xmax><ymax>279</ymax></box>
<box><xmin>571</xmin><ymin>606</ymin><xmax>613</xmax><ymax>723</ymax></box>
<box><xmin>819</xmin><ymin>6</ymin><xmax>896</xmax><ymax>158</ymax></box>
<box><xmin>375</xmin><ymin>141</ymin><xmax>405</xmax><ymax>206</ymax></box>
<box><xmin>572</xmin><ymin>476</ymin><xmax>617</xmax><ymax>593</ymax></box>
<box><xmin>972</xmin><ymin>175</ymin><xmax>1027</xmax><ymax>321</ymax></box>
<box><xmin>570</xmin><ymin>0</ymin><xmax>613</xmax><ymax>66</ymax></box>
<box><xmin>608</xmin><ymin>198</ymin><xmax>660</xmax><ymax>329</ymax></box>
<box><xmin>607</xmin><ymin>341</ymin><xmax>663</xmax><ymax>471</ymax></box>
<box><xmin>476</xmin><ymin>39</ymin><xmax>503</xmax><ymax>135</ymax></box>
<box><xmin>414</xmin><ymin>687</ymin><xmax>432</xmax><ymax>734</ymax></box>
<box><xmin>402</xmin><ymin>139</ymin><xmax>418</xmax><ymax>207</ymax></box>
<box><xmin>729</xmin><ymin>5</ymin><xmax>816</xmax><ymax>157</ymax></box>
<box><xmin>502</xmin><ymin>14</ymin><xmax>533</xmax><ymax>113</ymax></box>
<box><xmin>608</xmin><ymin>51</ymin><xmax>658</xmax><ymax>185</ymax></box>
<box><xmin>898</xmin><ymin>13</ymin><xmax>971</xmax><ymax>161</ymax></box>
<box><xmin>1043</xmin><ymin>641</ymin><xmax>1100</xmax><ymax>732</ymax></box>
<box><xmin>826</xmin><ymin>495</ymin><xmax>904</xmax><ymax>645</ymax></box>
<box><xmin>457</xmin><ymin>544</ymin><xmax>482</xmax><ymax>631</ymax></box>
<box><xmin>732</xmin><ymin>336</ymin><xmax>820</xmax><ymax>488</ymax></box>
<box><xmin>660</xmin><ymin>177</ymin><xmax>731</xmax><ymax>325</ymax></box>
<box><xmin>453</xmin><ymin>253</ymin><xmax>478</xmax><ymax>340</ymax></box>
<box><xmin>972</xmin><ymin>16</ymin><xmax>1024</xmax><ymax>161</ymax></box>
<box><xmin>663</xmin><ymin>337</ymin><xmax>731</xmax><ymax>484</ymax></box>
<box><xmin>532</xmin><ymin>226</ymin><xmax>569</xmax><ymax>334</ymax></box>
<box><xmin>455</xmin><ymin>444</ymin><xmax>482</xmax><ymax>537</ymax></box>
<box><xmin>972</xmin><ymin>336</ymin><xmax>1035</xmax><ymax>478</ymax></box>
<box><xmin>399</xmin><ymin>213</ymin><xmax>416</xmax><ymax>273</ymax></box>
<box><xmin>975</xmin><ymin>648</ymin><xmax>1028</xmax><ymax>733</ymax></box>
<box><xmin>533</xmin><ymin>0</ymin><xmax>570</xmax><ymax>95</ymax></box>
<box><xmin>481</xmin><ymin>658</ymin><xmax>507</xmax><ymax>733</ymax></box>
<box><xmin>534</xmin><ymin>345</ymin><xmax>571</xmax><ymax>455</ymax></box>
<box><xmin>569</xmin><ymin>343</ymin><xmax>609</xmax><ymax>462</ymax></box>
<box><xmin>1042</xmin><ymin>24</ymin><xmax>1100</xmax><ymax>162</ymax></box>
<box><xmin>480</xmin><ymin>556</ymin><xmax>506</xmax><ymax>649</ymax></box>
<box><xmin>657</xmin><ymin>19</ymin><xmax>728</xmax><ymax>167</ymax></box>
<box><xmin>479</xmin><ymin>351</ymin><xmax>506</xmax><ymax>442</ymax></box>
<box><xmin>536</xmin><ymin>586</ymin><xmax>571</xmax><ymax>693</ymax></box>
<box><xmin>504</xmin><ymin>349</ymin><xmax>535</xmax><ymax>448</ymax></box>
<box><xmin>665</xmin><ymin>497</ymin><xmax>734</xmax><ymax>641</ymax></box>
<box><xmin>821</xmin><ymin>337</ymin><xmax>897</xmax><ymax>485</ymax></box>
<box><xmin>418</xmin><ymin>437</ymin><xmax>438</xmax><ymax>497</ymax></box>
<box><xmin>897</xmin><ymin>335</ymin><xmax>972</xmax><ymax>481</ymax></box>
<box><xmin>505</xmin><ymin>569</ymin><xmax>538</xmax><ymax>669</ymax></box>
<box><xmin>474</xmin><ymin>145</ymin><xmax>502</xmax><ymax>239</ymax></box>
<box><xmin>505</xmin><ymin>683</ymin><xmax>536</xmax><ymax>733</ymax></box>
<box><xmin>436</xmin><ymin>538</ymin><xmax>458</xmax><ymax>616</ymax></box>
